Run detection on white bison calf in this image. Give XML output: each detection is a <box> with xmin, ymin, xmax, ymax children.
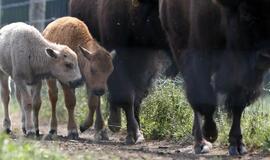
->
<box><xmin>0</xmin><ymin>22</ymin><xmax>82</xmax><ymax>135</ymax></box>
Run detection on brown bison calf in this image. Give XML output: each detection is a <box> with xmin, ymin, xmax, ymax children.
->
<box><xmin>35</xmin><ymin>17</ymin><xmax>114</xmax><ymax>139</ymax></box>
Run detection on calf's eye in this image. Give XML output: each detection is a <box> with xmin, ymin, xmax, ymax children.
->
<box><xmin>91</xmin><ymin>68</ymin><xmax>97</xmax><ymax>74</ymax></box>
<box><xmin>65</xmin><ymin>63</ymin><xmax>73</xmax><ymax>69</ymax></box>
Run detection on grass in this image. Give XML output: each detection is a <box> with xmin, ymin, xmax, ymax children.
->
<box><xmin>0</xmin><ymin>133</ymin><xmax>123</xmax><ymax>160</ymax></box>
<box><xmin>140</xmin><ymin>77</ymin><xmax>270</xmax><ymax>149</ymax></box>
<box><xmin>0</xmin><ymin>134</ymin><xmax>67</xmax><ymax>160</ymax></box>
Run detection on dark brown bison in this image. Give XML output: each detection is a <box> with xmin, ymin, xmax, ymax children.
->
<box><xmin>160</xmin><ymin>0</ymin><xmax>270</xmax><ymax>155</ymax></box>
<box><xmin>70</xmin><ymin>0</ymin><xmax>175</xmax><ymax>143</ymax></box>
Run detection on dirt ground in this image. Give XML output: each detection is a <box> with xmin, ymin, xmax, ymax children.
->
<box><xmin>2</xmin><ymin>113</ymin><xmax>270</xmax><ymax>160</ymax></box>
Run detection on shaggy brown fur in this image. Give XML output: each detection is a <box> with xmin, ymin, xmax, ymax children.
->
<box><xmin>35</xmin><ymin>17</ymin><xmax>114</xmax><ymax>139</ymax></box>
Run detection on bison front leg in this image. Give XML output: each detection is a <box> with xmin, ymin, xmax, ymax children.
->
<box><xmin>123</xmin><ymin>103</ymin><xmax>144</xmax><ymax>144</ymax></box>
<box><xmin>32</xmin><ymin>81</ymin><xmax>42</xmax><ymax>136</ymax></box>
<box><xmin>182</xmin><ymin>51</ymin><xmax>217</xmax><ymax>154</ymax></box>
<box><xmin>108</xmin><ymin>104</ymin><xmax>122</xmax><ymax>132</ymax></box>
<box><xmin>79</xmin><ymin>89</ymin><xmax>96</xmax><ymax>133</ymax></box>
<box><xmin>93</xmin><ymin>95</ymin><xmax>109</xmax><ymax>141</ymax></box>
<box><xmin>47</xmin><ymin>80</ymin><xmax>58</xmax><ymax>135</ymax></box>
<box><xmin>80</xmin><ymin>88</ymin><xmax>109</xmax><ymax>141</ymax></box>
<box><xmin>228</xmin><ymin>107</ymin><xmax>247</xmax><ymax>155</ymax></box>
<box><xmin>192</xmin><ymin>112</ymin><xmax>213</xmax><ymax>154</ymax></box>
<box><xmin>0</xmin><ymin>75</ymin><xmax>11</xmax><ymax>133</ymax></box>
<box><xmin>94</xmin><ymin>107</ymin><xmax>109</xmax><ymax>141</ymax></box>
<box><xmin>62</xmin><ymin>84</ymin><xmax>78</xmax><ymax>140</ymax></box>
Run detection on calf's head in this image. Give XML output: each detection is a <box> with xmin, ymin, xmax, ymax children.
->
<box><xmin>46</xmin><ymin>46</ymin><xmax>82</xmax><ymax>88</ymax></box>
<box><xmin>78</xmin><ymin>46</ymin><xmax>114</xmax><ymax>96</ymax></box>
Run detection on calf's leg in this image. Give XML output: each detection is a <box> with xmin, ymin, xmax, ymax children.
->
<box><xmin>0</xmin><ymin>74</ymin><xmax>11</xmax><ymax>133</ymax></box>
<box><xmin>15</xmin><ymin>81</ymin><xmax>35</xmax><ymax>136</ymax></box>
<box><xmin>61</xmin><ymin>84</ymin><xmax>78</xmax><ymax>140</ymax></box>
<box><xmin>79</xmin><ymin>88</ymin><xmax>96</xmax><ymax>132</ymax></box>
<box><xmin>47</xmin><ymin>80</ymin><xmax>58</xmax><ymax>135</ymax></box>
<box><xmin>94</xmin><ymin>95</ymin><xmax>109</xmax><ymax>141</ymax></box>
<box><xmin>32</xmin><ymin>81</ymin><xmax>42</xmax><ymax>136</ymax></box>
<box><xmin>15</xmin><ymin>85</ymin><xmax>25</xmax><ymax>134</ymax></box>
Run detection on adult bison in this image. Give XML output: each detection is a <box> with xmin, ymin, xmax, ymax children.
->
<box><xmin>70</xmin><ymin>0</ymin><xmax>175</xmax><ymax>143</ymax></box>
<box><xmin>160</xmin><ymin>0</ymin><xmax>270</xmax><ymax>155</ymax></box>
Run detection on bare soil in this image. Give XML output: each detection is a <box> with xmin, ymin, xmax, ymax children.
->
<box><xmin>2</xmin><ymin>113</ymin><xmax>270</xmax><ymax>160</ymax></box>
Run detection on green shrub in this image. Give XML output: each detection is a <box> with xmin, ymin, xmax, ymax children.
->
<box><xmin>217</xmin><ymin>98</ymin><xmax>270</xmax><ymax>148</ymax></box>
<box><xmin>140</xmin><ymin>77</ymin><xmax>270</xmax><ymax>149</ymax></box>
<box><xmin>140</xmin><ymin>78</ymin><xmax>193</xmax><ymax>141</ymax></box>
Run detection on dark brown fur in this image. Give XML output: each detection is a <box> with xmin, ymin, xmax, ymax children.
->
<box><xmin>70</xmin><ymin>0</ymin><xmax>174</xmax><ymax>143</ymax></box>
<box><xmin>160</xmin><ymin>0</ymin><xmax>270</xmax><ymax>155</ymax></box>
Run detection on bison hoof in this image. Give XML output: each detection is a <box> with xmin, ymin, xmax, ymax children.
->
<box><xmin>135</xmin><ymin>133</ymin><xmax>145</xmax><ymax>144</ymax></box>
<box><xmin>25</xmin><ymin>131</ymin><xmax>36</xmax><ymax>138</ymax></box>
<box><xmin>79</xmin><ymin>125</ymin><xmax>89</xmax><ymax>133</ymax></box>
<box><xmin>108</xmin><ymin>124</ymin><xmax>121</xmax><ymax>133</ymax></box>
<box><xmin>94</xmin><ymin>128</ymin><xmax>109</xmax><ymax>141</ymax></box>
<box><xmin>35</xmin><ymin>129</ymin><xmax>40</xmax><ymax>137</ymax></box>
<box><xmin>125</xmin><ymin>131</ymin><xmax>145</xmax><ymax>145</ymax></box>
<box><xmin>5</xmin><ymin>128</ymin><xmax>12</xmax><ymax>134</ymax></box>
<box><xmin>49</xmin><ymin>129</ymin><xmax>57</xmax><ymax>135</ymax></box>
<box><xmin>125</xmin><ymin>134</ymin><xmax>135</xmax><ymax>144</ymax></box>
<box><xmin>45</xmin><ymin>133</ymin><xmax>58</xmax><ymax>140</ymax></box>
<box><xmin>22</xmin><ymin>127</ymin><xmax>26</xmax><ymax>134</ymax></box>
<box><xmin>4</xmin><ymin>128</ymin><xmax>16</xmax><ymax>139</ymax></box>
<box><xmin>229</xmin><ymin>144</ymin><xmax>247</xmax><ymax>155</ymax></box>
<box><xmin>67</xmin><ymin>131</ymin><xmax>79</xmax><ymax>140</ymax></box>
<box><xmin>194</xmin><ymin>140</ymin><xmax>212</xmax><ymax>154</ymax></box>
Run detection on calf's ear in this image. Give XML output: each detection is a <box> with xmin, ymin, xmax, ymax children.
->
<box><xmin>78</xmin><ymin>46</ymin><xmax>93</xmax><ymax>61</ymax></box>
<box><xmin>45</xmin><ymin>48</ymin><xmax>59</xmax><ymax>59</ymax></box>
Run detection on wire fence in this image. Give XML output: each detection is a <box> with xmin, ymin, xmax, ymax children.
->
<box><xmin>1</xmin><ymin>0</ymin><xmax>69</xmax><ymax>95</ymax></box>
<box><xmin>0</xmin><ymin>0</ymin><xmax>69</xmax><ymax>27</ymax></box>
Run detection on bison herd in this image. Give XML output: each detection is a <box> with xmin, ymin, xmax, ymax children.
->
<box><xmin>0</xmin><ymin>0</ymin><xmax>269</xmax><ymax>156</ymax></box>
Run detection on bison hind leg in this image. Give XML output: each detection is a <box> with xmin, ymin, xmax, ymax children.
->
<box><xmin>226</xmin><ymin>93</ymin><xmax>248</xmax><ymax>155</ymax></box>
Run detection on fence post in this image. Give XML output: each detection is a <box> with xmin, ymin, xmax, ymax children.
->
<box><xmin>29</xmin><ymin>0</ymin><xmax>46</xmax><ymax>31</ymax></box>
<box><xmin>0</xmin><ymin>0</ymin><xmax>2</xmax><ymax>26</ymax></box>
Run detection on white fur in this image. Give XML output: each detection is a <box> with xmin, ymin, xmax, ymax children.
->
<box><xmin>0</xmin><ymin>22</ymin><xmax>81</xmax><ymax>134</ymax></box>
<box><xmin>0</xmin><ymin>22</ymin><xmax>81</xmax><ymax>84</ymax></box>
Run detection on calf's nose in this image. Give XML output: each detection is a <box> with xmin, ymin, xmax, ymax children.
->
<box><xmin>69</xmin><ymin>78</ymin><xmax>83</xmax><ymax>88</ymax></box>
<box><xmin>93</xmin><ymin>89</ymin><xmax>105</xmax><ymax>96</ymax></box>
